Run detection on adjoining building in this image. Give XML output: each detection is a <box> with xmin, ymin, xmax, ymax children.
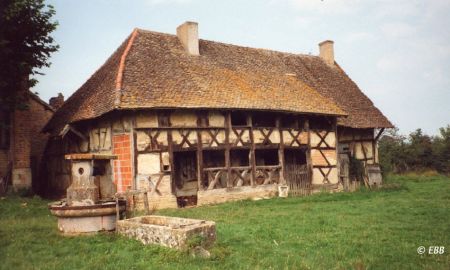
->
<box><xmin>0</xmin><ymin>91</ymin><xmax>57</xmax><ymax>193</ymax></box>
<box><xmin>42</xmin><ymin>22</ymin><xmax>393</xmax><ymax>208</ymax></box>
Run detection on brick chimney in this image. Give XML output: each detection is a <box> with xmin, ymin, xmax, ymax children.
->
<box><xmin>49</xmin><ymin>93</ymin><xmax>64</xmax><ymax>110</ymax></box>
<box><xmin>176</xmin><ymin>21</ymin><xmax>199</xmax><ymax>56</ymax></box>
<box><xmin>319</xmin><ymin>40</ymin><xmax>335</xmax><ymax>66</ymax></box>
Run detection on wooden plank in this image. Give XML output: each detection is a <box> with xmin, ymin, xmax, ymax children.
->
<box><xmin>374</xmin><ymin>128</ymin><xmax>385</xmax><ymax>141</ymax></box>
<box><xmin>196</xmin><ymin>125</ymin><xmax>203</xmax><ymax>190</ymax></box>
<box><xmin>225</xmin><ymin>112</ymin><xmax>232</xmax><ymax>188</ymax></box>
<box><xmin>167</xmin><ymin>130</ymin><xmax>176</xmax><ymax>195</ymax></box>
<box><xmin>334</xmin><ymin>118</ymin><xmax>340</xmax><ymax>185</ymax></box>
<box><xmin>143</xmin><ymin>191</ymin><xmax>150</xmax><ymax>214</ymax></box>
<box><xmin>115</xmin><ymin>196</ymin><xmax>120</xmax><ymax>221</ymax></box>
<box><xmin>276</xmin><ymin>117</ymin><xmax>286</xmax><ymax>184</ymax></box>
<box><xmin>305</xmin><ymin>119</ymin><xmax>313</xmax><ymax>184</ymax></box>
<box><xmin>248</xmin><ymin>114</ymin><xmax>256</xmax><ymax>187</ymax></box>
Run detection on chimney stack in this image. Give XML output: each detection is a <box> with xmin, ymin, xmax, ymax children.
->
<box><xmin>176</xmin><ymin>21</ymin><xmax>199</xmax><ymax>56</ymax></box>
<box><xmin>49</xmin><ymin>93</ymin><xmax>64</xmax><ymax>110</ymax></box>
<box><xmin>319</xmin><ymin>40</ymin><xmax>335</xmax><ymax>66</ymax></box>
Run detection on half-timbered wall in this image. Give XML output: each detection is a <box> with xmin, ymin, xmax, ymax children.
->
<box><xmin>310</xmin><ymin>119</ymin><xmax>338</xmax><ymax>187</ymax></box>
<box><xmin>338</xmin><ymin>127</ymin><xmax>377</xmax><ymax>164</ymax></box>
<box><xmin>44</xmin><ymin>109</ymin><xmax>340</xmax><ymax>207</ymax></box>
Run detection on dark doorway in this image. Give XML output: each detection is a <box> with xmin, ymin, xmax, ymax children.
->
<box><xmin>284</xmin><ymin>149</ymin><xmax>310</xmax><ymax>195</ymax></box>
<box><xmin>173</xmin><ymin>151</ymin><xmax>197</xmax><ymax>207</ymax></box>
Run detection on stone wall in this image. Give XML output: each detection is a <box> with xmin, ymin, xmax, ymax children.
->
<box><xmin>197</xmin><ymin>185</ymin><xmax>278</xmax><ymax>206</ymax></box>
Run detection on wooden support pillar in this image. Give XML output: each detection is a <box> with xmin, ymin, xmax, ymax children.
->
<box><xmin>305</xmin><ymin>118</ymin><xmax>313</xmax><ymax>183</ymax></box>
<box><xmin>276</xmin><ymin>117</ymin><xmax>286</xmax><ymax>184</ymax></box>
<box><xmin>374</xmin><ymin>128</ymin><xmax>385</xmax><ymax>142</ymax></box>
<box><xmin>225</xmin><ymin>112</ymin><xmax>232</xmax><ymax>188</ymax></box>
<box><xmin>373</xmin><ymin>128</ymin><xmax>384</xmax><ymax>164</ymax></box>
<box><xmin>167</xmin><ymin>130</ymin><xmax>176</xmax><ymax>195</ymax></box>
<box><xmin>248</xmin><ymin>114</ymin><xmax>256</xmax><ymax>187</ymax></box>
<box><xmin>333</xmin><ymin>118</ymin><xmax>339</xmax><ymax>183</ymax></box>
<box><xmin>196</xmin><ymin>128</ymin><xmax>203</xmax><ymax>190</ymax></box>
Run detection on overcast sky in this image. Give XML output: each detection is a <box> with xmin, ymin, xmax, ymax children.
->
<box><xmin>34</xmin><ymin>0</ymin><xmax>450</xmax><ymax>135</ymax></box>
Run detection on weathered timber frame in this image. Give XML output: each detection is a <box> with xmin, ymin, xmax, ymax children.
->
<box><xmin>338</xmin><ymin>127</ymin><xmax>381</xmax><ymax>164</ymax></box>
<box><xmin>134</xmin><ymin>111</ymin><xmax>313</xmax><ymax>194</ymax></box>
<box><xmin>310</xmin><ymin>117</ymin><xmax>338</xmax><ymax>186</ymax></box>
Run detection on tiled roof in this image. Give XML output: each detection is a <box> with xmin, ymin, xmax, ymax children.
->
<box><xmin>44</xmin><ymin>28</ymin><xmax>392</xmax><ymax>133</ymax></box>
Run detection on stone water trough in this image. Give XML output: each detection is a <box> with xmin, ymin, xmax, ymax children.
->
<box><xmin>49</xmin><ymin>154</ymin><xmax>126</xmax><ymax>235</ymax></box>
<box><xmin>116</xmin><ymin>216</ymin><xmax>216</xmax><ymax>249</ymax></box>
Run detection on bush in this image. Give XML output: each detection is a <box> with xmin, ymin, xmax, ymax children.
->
<box><xmin>379</xmin><ymin>125</ymin><xmax>450</xmax><ymax>175</ymax></box>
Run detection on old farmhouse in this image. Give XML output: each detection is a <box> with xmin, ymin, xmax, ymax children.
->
<box><xmin>42</xmin><ymin>22</ymin><xmax>393</xmax><ymax>208</ymax></box>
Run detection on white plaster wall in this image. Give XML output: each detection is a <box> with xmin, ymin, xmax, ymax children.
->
<box><xmin>208</xmin><ymin>112</ymin><xmax>225</xmax><ymax>127</ymax></box>
<box><xmin>170</xmin><ymin>111</ymin><xmax>197</xmax><ymax>127</ymax></box>
<box><xmin>137</xmin><ymin>153</ymin><xmax>160</xmax><ymax>175</ymax></box>
<box><xmin>135</xmin><ymin>112</ymin><xmax>158</xmax><ymax>128</ymax></box>
<box><xmin>312</xmin><ymin>167</ymin><xmax>338</xmax><ymax>185</ymax></box>
<box><xmin>136</xmin><ymin>131</ymin><xmax>151</xmax><ymax>151</ymax></box>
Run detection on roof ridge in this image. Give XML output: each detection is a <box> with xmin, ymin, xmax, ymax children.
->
<box><xmin>28</xmin><ymin>91</ymin><xmax>55</xmax><ymax>112</ymax></box>
<box><xmin>136</xmin><ymin>27</ymin><xmax>318</xmax><ymax>59</ymax></box>
<box><xmin>114</xmin><ymin>28</ymin><xmax>139</xmax><ymax>108</ymax></box>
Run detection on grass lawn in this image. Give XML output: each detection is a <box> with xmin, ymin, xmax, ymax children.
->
<box><xmin>0</xmin><ymin>175</ymin><xmax>449</xmax><ymax>270</ymax></box>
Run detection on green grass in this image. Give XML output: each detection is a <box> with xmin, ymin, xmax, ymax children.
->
<box><xmin>1</xmin><ymin>175</ymin><xmax>449</xmax><ymax>269</ymax></box>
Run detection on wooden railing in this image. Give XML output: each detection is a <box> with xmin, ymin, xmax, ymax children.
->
<box><xmin>203</xmin><ymin>165</ymin><xmax>281</xmax><ymax>190</ymax></box>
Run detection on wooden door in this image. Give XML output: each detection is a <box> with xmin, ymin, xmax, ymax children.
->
<box><xmin>284</xmin><ymin>149</ymin><xmax>310</xmax><ymax>196</ymax></box>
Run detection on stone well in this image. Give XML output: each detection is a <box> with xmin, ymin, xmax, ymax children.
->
<box><xmin>49</xmin><ymin>154</ymin><xmax>126</xmax><ymax>235</ymax></box>
<box><xmin>116</xmin><ymin>215</ymin><xmax>216</xmax><ymax>249</ymax></box>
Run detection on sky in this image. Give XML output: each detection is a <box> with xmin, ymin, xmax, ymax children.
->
<box><xmin>34</xmin><ymin>0</ymin><xmax>450</xmax><ymax>136</ymax></box>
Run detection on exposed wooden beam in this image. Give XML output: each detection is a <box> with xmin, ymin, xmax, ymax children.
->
<box><xmin>247</xmin><ymin>114</ymin><xmax>256</xmax><ymax>187</ymax></box>
<box><xmin>276</xmin><ymin>117</ymin><xmax>286</xmax><ymax>184</ymax></box>
<box><xmin>305</xmin><ymin>118</ymin><xmax>313</xmax><ymax>184</ymax></box>
<box><xmin>196</xmin><ymin>125</ymin><xmax>203</xmax><ymax>191</ymax></box>
<box><xmin>374</xmin><ymin>128</ymin><xmax>385</xmax><ymax>141</ymax></box>
<box><xmin>225</xmin><ymin>112</ymin><xmax>232</xmax><ymax>188</ymax></box>
<box><xmin>59</xmin><ymin>124</ymin><xmax>87</xmax><ymax>141</ymax></box>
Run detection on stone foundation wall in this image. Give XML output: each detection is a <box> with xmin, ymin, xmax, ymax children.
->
<box><xmin>197</xmin><ymin>184</ymin><xmax>278</xmax><ymax>206</ymax></box>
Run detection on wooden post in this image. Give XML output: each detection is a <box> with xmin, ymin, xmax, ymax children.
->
<box><xmin>248</xmin><ymin>114</ymin><xmax>256</xmax><ymax>187</ymax></box>
<box><xmin>305</xmin><ymin>118</ymin><xmax>313</xmax><ymax>184</ymax></box>
<box><xmin>167</xmin><ymin>130</ymin><xmax>176</xmax><ymax>195</ymax></box>
<box><xmin>143</xmin><ymin>191</ymin><xmax>150</xmax><ymax>214</ymax></box>
<box><xmin>115</xmin><ymin>196</ymin><xmax>120</xmax><ymax>221</ymax></box>
<box><xmin>276</xmin><ymin>117</ymin><xmax>286</xmax><ymax>184</ymax></box>
<box><xmin>196</xmin><ymin>127</ymin><xmax>203</xmax><ymax>190</ymax></box>
<box><xmin>333</xmin><ymin>118</ymin><xmax>339</xmax><ymax>185</ymax></box>
<box><xmin>225</xmin><ymin>112</ymin><xmax>232</xmax><ymax>188</ymax></box>
<box><xmin>373</xmin><ymin>128</ymin><xmax>384</xmax><ymax>164</ymax></box>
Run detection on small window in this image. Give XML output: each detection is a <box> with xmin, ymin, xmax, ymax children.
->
<box><xmin>253</xmin><ymin>112</ymin><xmax>275</xmax><ymax>128</ymax></box>
<box><xmin>231</xmin><ymin>111</ymin><xmax>247</xmax><ymax>126</ymax></box>
<box><xmin>280</xmin><ymin>115</ymin><xmax>299</xmax><ymax>129</ymax></box>
<box><xmin>197</xmin><ymin>112</ymin><xmax>209</xmax><ymax>127</ymax></box>
<box><xmin>255</xmin><ymin>149</ymin><xmax>279</xmax><ymax>166</ymax></box>
<box><xmin>203</xmin><ymin>150</ymin><xmax>225</xmax><ymax>168</ymax></box>
<box><xmin>309</xmin><ymin>116</ymin><xmax>332</xmax><ymax>130</ymax></box>
<box><xmin>230</xmin><ymin>149</ymin><xmax>250</xmax><ymax>166</ymax></box>
<box><xmin>158</xmin><ymin>113</ymin><xmax>170</xmax><ymax>127</ymax></box>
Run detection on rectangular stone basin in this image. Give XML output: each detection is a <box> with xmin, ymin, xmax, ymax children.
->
<box><xmin>116</xmin><ymin>215</ymin><xmax>216</xmax><ymax>249</ymax></box>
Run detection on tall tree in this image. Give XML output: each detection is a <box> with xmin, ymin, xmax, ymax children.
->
<box><xmin>0</xmin><ymin>0</ymin><xmax>58</xmax><ymax>109</ymax></box>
